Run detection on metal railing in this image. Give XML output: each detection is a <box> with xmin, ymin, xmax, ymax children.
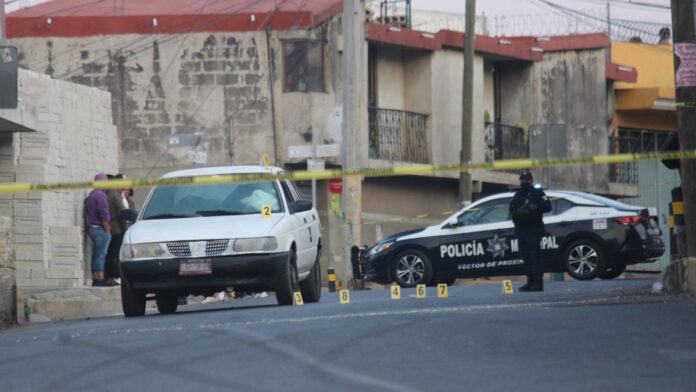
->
<box><xmin>484</xmin><ymin>122</ymin><xmax>529</xmax><ymax>174</ymax></box>
<box><xmin>368</xmin><ymin>107</ymin><xmax>429</xmax><ymax>163</ymax></box>
<box><xmin>608</xmin><ymin>136</ymin><xmax>639</xmax><ymax>184</ymax></box>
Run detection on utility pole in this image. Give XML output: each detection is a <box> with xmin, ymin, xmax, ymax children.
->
<box><xmin>670</xmin><ymin>0</ymin><xmax>696</xmax><ymax>295</ymax></box>
<box><xmin>341</xmin><ymin>0</ymin><xmax>364</xmax><ymax>289</ymax></box>
<box><xmin>459</xmin><ymin>0</ymin><xmax>475</xmax><ymax>207</ymax></box>
<box><xmin>1</xmin><ymin>0</ymin><xmax>6</xmax><ymax>41</ymax></box>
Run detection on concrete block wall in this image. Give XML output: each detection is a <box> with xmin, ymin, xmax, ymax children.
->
<box><xmin>9</xmin><ymin>70</ymin><xmax>118</xmax><ymax>290</ymax></box>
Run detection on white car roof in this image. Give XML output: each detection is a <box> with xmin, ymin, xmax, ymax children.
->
<box><xmin>160</xmin><ymin>165</ymin><xmax>284</xmax><ymax>179</ymax></box>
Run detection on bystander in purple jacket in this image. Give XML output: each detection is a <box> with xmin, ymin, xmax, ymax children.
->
<box><xmin>86</xmin><ymin>173</ymin><xmax>113</xmax><ymax>286</ymax></box>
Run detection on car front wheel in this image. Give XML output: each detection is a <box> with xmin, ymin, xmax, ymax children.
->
<box><xmin>299</xmin><ymin>250</ymin><xmax>321</xmax><ymax>303</ymax></box>
<box><xmin>563</xmin><ymin>239</ymin><xmax>605</xmax><ymax>280</ymax></box>
<box><xmin>121</xmin><ymin>277</ymin><xmax>146</xmax><ymax>317</ymax></box>
<box><xmin>156</xmin><ymin>294</ymin><xmax>178</xmax><ymax>314</ymax></box>
<box><xmin>392</xmin><ymin>249</ymin><xmax>433</xmax><ymax>288</ymax></box>
<box><xmin>276</xmin><ymin>250</ymin><xmax>299</xmax><ymax>306</ymax></box>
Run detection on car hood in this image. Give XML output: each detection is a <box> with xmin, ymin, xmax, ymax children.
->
<box><xmin>380</xmin><ymin>227</ymin><xmax>427</xmax><ymax>244</ymax></box>
<box><xmin>125</xmin><ymin>214</ymin><xmax>284</xmax><ymax>243</ymax></box>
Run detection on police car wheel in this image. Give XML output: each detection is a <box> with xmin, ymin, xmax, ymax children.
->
<box><xmin>392</xmin><ymin>249</ymin><xmax>433</xmax><ymax>288</ymax></box>
<box><xmin>563</xmin><ymin>239</ymin><xmax>605</xmax><ymax>280</ymax></box>
<box><xmin>155</xmin><ymin>294</ymin><xmax>178</xmax><ymax>314</ymax></box>
<box><xmin>276</xmin><ymin>250</ymin><xmax>299</xmax><ymax>306</ymax></box>
<box><xmin>599</xmin><ymin>263</ymin><xmax>626</xmax><ymax>280</ymax></box>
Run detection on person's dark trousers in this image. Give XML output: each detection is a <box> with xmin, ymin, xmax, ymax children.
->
<box><xmin>517</xmin><ymin>229</ymin><xmax>544</xmax><ymax>287</ymax></box>
<box><xmin>105</xmin><ymin>232</ymin><xmax>124</xmax><ymax>281</ymax></box>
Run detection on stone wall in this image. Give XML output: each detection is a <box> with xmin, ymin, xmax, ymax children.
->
<box><xmin>0</xmin><ymin>69</ymin><xmax>118</xmax><ymax>290</ymax></box>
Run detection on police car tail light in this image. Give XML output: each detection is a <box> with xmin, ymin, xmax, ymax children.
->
<box><xmin>615</xmin><ymin>216</ymin><xmax>646</xmax><ymax>225</ymax></box>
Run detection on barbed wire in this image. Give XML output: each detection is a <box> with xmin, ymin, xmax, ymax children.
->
<box><xmin>488</xmin><ymin>7</ymin><xmax>670</xmax><ymax>44</ymax></box>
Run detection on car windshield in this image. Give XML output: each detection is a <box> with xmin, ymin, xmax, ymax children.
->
<box><xmin>566</xmin><ymin>192</ymin><xmax>640</xmax><ymax>211</ymax></box>
<box><xmin>142</xmin><ymin>180</ymin><xmax>282</xmax><ymax>219</ymax></box>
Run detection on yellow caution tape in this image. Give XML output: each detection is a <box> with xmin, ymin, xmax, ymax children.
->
<box><xmin>0</xmin><ymin>150</ymin><xmax>693</xmax><ymax>194</ymax></box>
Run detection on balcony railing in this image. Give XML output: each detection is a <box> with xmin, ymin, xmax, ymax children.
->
<box><xmin>368</xmin><ymin>107</ymin><xmax>428</xmax><ymax>163</ymax></box>
<box><xmin>484</xmin><ymin>122</ymin><xmax>529</xmax><ymax>173</ymax></box>
<box><xmin>608</xmin><ymin>136</ymin><xmax>638</xmax><ymax>184</ymax></box>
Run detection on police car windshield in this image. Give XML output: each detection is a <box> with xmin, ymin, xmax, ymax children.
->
<box><xmin>564</xmin><ymin>192</ymin><xmax>640</xmax><ymax>211</ymax></box>
<box><xmin>142</xmin><ymin>181</ymin><xmax>282</xmax><ymax>219</ymax></box>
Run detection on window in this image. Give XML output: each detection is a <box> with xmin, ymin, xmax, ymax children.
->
<box><xmin>457</xmin><ymin>198</ymin><xmax>512</xmax><ymax>226</ymax></box>
<box><xmin>283</xmin><ymin>40</ymin><xmax>325</xmax><ymax>93</ymax></box>
<box><xmin>546</xmin><ymin>197</ymin><xmax>573</xmax><ymax>216</ymax></box>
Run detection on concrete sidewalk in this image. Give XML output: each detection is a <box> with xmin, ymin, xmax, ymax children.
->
<box><xmin>21</xmin><ymin>286</ymin><xmax>123</xmax><ymax>323</ymax></box>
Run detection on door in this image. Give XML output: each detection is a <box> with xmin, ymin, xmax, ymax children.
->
<box><xmin>282</xmin><ymin>180</ymin><xmax>316</xmax><ymax>275</ymax></box>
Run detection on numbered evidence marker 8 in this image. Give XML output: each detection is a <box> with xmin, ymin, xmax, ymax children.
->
<box><xmin>503</xmin><ymin>280</ymin><xmax>514</xmax><ymax>294</ymax></box>
<box><xmin>262</xmin><ymin>205</ymin><xmax>272</xmax><ymax>218</ymax></box>
<box><xmin>416</xmin><ymin>284</ymin><xmax>426</xmax><ymax>298</ymax></box>
<box><xmin>339</xmin><ymin>289</ymin><xmax>350</xmax><ymax>304</ymax></box>
<box><xmin>391</xmin><ymin>285</ymin><xmax>401</xmax><ymax>299</ymax></box>
<box><xmin>438</xmin><ymin>283</ymin><xmax>448</xmax><ymax>298</ymax></box>
<box><xmin>294</xmin><ymin>291</ymin><xmax>304</xmax><ymax>305</ymax></box>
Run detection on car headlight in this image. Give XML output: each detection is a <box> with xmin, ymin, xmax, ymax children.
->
<box><xmin>124</xmin><ymin>243</ymin><xmax>167</xmax><ymax>259</ymax></box>
<box><xmin>233</xmin><ymin>237</ymin><xmax>278</xmax><ymax>252</ymax></box>
<box><xmin>366</xmin><ymin>242</ymin><xmax>393</xmax><ymax>257</ymax></box>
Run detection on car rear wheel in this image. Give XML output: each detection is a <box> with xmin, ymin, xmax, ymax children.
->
<box><xmin>121</xmin><ymin>278</ymin><xmax>146</xmax><ymax>317</ymax></box>
<box><xmin>155</xmin><ymin>294</ymin><xmax>178</xmax><ymax>314</ymax></box>
<box><xmin>563</xmin><ymin>239</ymin><xmax>605</xmax><ymax>280</ymax></box>
<box><xmin>299</xmin><ymin>250</ymin><xmax>321</xmax><ymax>303</ymax></box>
<box><xmin>392</xmin><ymin>249</ymin><xmax>433</xmax><ymax>288</ymax></box>
<box><xmin>599</xmin><ymin>263</ymin><xmax>627</xmax><ymax>280</ymax></box>
<box><xmin>276</xmin><ymin>250</ymin><xmax>299</xmax><ymax>306</ymax></box>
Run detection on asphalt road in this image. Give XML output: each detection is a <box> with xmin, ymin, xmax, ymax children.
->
<box><xmin>1</xmin><ymin>278</ymin><xmax>695</xmax><ymax>392</ymax></box>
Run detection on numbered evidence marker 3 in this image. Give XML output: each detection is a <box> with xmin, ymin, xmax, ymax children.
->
<box><xmin>438</xmin><ymin>283</ymin><xmax>448</xmax><ymax>298</ymax></box>
<box><xmin>262</xmin><ymin>205</ymin><xmax>272</xmax><ymax>218</ymax></box>
<box><xmin>339</xmin><ymin>289</ymin><xmax>350</xmax><ymax>304</ymax></box>
<box><xmin>391</xmin><ymin>285</ymin><xmax>401</xmax><ymax>299</ymax></box>
<box><xmin>294</xmin><ymin>291</ymin><xmax>304</xmax><ymax>305</ymax></box>
<box><xmin>503</xmin><ymin>280</ymin><xmax>514</xmax><ymax>294</ymax></box>
<box><xmin>416</xmin><ymin>284</ymin><xmax>426</xmax><ymax>298</ymax></box>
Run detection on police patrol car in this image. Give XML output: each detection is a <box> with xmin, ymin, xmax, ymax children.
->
<box><xmin>358</xmin><ymin>190</ymin><xmax>665</xmax><ymax>287</ymax></box>
<box><xmin>119</xmin><ymin>165</ymin><xmax>322</xmax><ymax>317</ymax></box>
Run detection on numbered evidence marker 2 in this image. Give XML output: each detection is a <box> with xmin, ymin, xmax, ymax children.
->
<box><xmin>416</xmin><ymin>284</ymin><xmax>426</xmax><ymax>298</ymax></box>
<box><xmin>391</xmin><ymin>285</ymin><xmax>401</xmax><ymax>299</ymax></box>
<box><xmin>438</xmin><ymin>283</ymin><xmax>448</xmax><ymax>298</ymax></box>
<box><xmin>294</xmin><ymin>291</ymin><xmax>304</xmax><ymax>305</ymax></box>
<box><xmin>262</xmin><ymin>205</ymin><xmax>271</xmax><ymax>218</ymax></box>
<box><xmin>503</xmin><ymin>280</ymin><xmax>514</xmax><ymax>294</ymax></box>
<box><xmin>339</xmin><ymin>289</ymin><xmax>350</xmax><ymax>304</ymax></box>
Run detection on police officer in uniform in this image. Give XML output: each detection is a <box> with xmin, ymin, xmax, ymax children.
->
<box><xmin>509</xmin><ymin>171</ymin><xmax>552</xmax><ymax>292</ymax></box>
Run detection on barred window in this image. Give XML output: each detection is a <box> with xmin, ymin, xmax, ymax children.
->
<box><xmin>283</xmin><ymin>40</ymin><xmax>325</xmax><ymax>93</ymax></box>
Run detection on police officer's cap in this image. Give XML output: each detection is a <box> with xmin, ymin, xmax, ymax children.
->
<box><xmin>519</xmin><ymin>171</ymin><xmax>533</xmax><ymax>181</ymax></box>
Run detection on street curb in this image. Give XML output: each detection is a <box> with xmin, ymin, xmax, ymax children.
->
<box><xmin>23</xmin><ymin>286</ymin><xmax>123</xmax><ymax>322</ymax></box>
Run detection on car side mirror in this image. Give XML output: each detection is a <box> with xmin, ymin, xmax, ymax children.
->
<box><xmin>288</xmin><ymin>199</ymin><xmax>313</xmax><ymax>214</ymax></box>
<box><xmin>443</xmin><ymin>217</ymin><xmax>459</xmax><ymax>229</ymax></box>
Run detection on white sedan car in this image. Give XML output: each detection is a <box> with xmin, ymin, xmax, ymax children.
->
<box><xmin>119</xmin><ymin>165</ymin><xmax>322</xmax><ymax>317</ymax></box>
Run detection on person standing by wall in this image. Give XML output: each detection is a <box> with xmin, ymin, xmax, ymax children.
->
<box><xmin>104</xmin><ymin>174</ymin><xmax>127</xmax><ymax>286</ymax></box>
<box><xmin>86</xmin><ymin>172</ymin><xmax>112</xmax><ymax>287</ymax></box>
<box><xmin>509</xmin><ymin>171</ymin><xmax>552</xmax><ymax>292</ymax></box>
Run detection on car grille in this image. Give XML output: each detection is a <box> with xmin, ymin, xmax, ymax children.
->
<box><xmin>166</xmin><ymin>240</ymin><xmax>230</xmax><ymax>257</ymax></box>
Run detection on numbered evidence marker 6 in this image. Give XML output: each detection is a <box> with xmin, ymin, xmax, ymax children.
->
<box><xmin>438</xmin><ymin>283</ymin><xmax>448</xmax><ymax>298</ymax></box>
<box><xmin>262</xmin><ymin>205</ymin><xmax>272</xmax><ymax>218</ymax></box>
<box><xmin>503</xmin><ymin>280</ymin><xmax>514</xmax><ymax>294</ymax></box>
<box><xmin>416</xmin><ymin>284</ymin><xmax>426</xmax><ymax>298</ymax></box>
<box><xmin>294</xmin><ymin>291</ymin><xmax>304</xmax><ymax>305</ymax></box>
<box><xmin>339</xmin><ymin>289</ymin><xmax>350</xmax><ymax>304</ymax></box>
<box><xmin>391</xmin><ymin>285</ymin><xmax>401</xmax><ymax>299</ymax></box>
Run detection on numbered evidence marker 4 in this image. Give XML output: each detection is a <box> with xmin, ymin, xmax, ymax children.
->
<box><xmin>391</xmin><ymin>285</ymin><xmax>401</xmax><ymax>299</ymax></box>
<box><xmin>503</xmin><ymin>280</ymin><xmax>514</xmax><ymax>294</ymax></box>
<box><xmin>294</xmin><ymin>291</ymin><xmax>304</xmax><ymax>305</ymax></box>
<box><xmin>438</xmin><ymin>283</ymin><xmax>448</xmax><ymax>298</ymax></box>
<box><xmin>339</xmin><ymin>289</ymin><xmax>350</xmax><ymax>304</ymax></box>
<box><xmin>416</xmin><ymin>284</ymin><xmax>426</xmax><ymax>298</ymax></box>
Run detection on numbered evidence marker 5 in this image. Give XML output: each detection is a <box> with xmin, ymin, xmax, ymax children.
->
<box><xmin>503</xmin><ymin>280</ymin><xmax>514</xmax><ymax>294</ymax></box>
<box><xmin>416</xmin><ymin>284</ymin><xmax>426</xmax><ymax>298</ymax></box>
<box><xmin>339</xmin><ymin>289</ymin><xmax>350</xmax><ymax>304</ymax></box>
<box><xmin>438</xmin><ymin>283</ymin><xmax>448</xmax><ymax>298</ymax></box>
<box><xmin>391</xmin><ymin>285</ymin><xmax>401</xmax><ymax>299</ymax></box>
<box><xmin>262</xmin><ymin>205</ymin><xmax>272</xmax><ymax>218</ymax></box>
<box><xmin>294</xmin><ymin>291</ymin><xmax>304</xmax><ymax>305</ymax></box>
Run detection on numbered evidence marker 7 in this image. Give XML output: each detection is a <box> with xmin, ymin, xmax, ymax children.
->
<box><xmin>391</xmin><ymin>285</ymin><xmax>401</xmax><ymax>299</ymax></box>
<box><xmin>416</xmin><ymin>284</ymin><xmax>426</xmax><ymax>298</ymax></box>
<box><xmin>294</xmin><ymin>291</ymin><xmax>304</xmax><ymax>305</ymax></box>
<box><xmin>503</xmin><ymin>280</ymin><xmax>514</xmax><ymax>294</ymax></box>
<box><xmin>262</xmin><ymin>205</ymin><xmax>272</xmax><ymax>218</ymax></box>
<box><xmin>339</xmin><ymin>289</ymin><xmax>350</xmax><ymax>304</ymax></box>
<box><xmin>438</xmin><ymin>283</ymin><xmax>448</xmax><ymax>298</ymax></box>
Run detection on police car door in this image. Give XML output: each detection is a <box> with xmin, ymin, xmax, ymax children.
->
<box><xmin>439</xmin><ymin>197</ymin><xmax>520</xmax><ymax>278</ymax></box>
<box><xmin>540</xmin><ymin>194</ymin><xmax>577</xmax><ymax>270</ymax></box>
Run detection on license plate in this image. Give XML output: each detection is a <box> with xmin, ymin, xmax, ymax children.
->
<box><xmin>179</xmin><ymin>259</ymin><xmax>212</xmax><ymax>276</ymax></box>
